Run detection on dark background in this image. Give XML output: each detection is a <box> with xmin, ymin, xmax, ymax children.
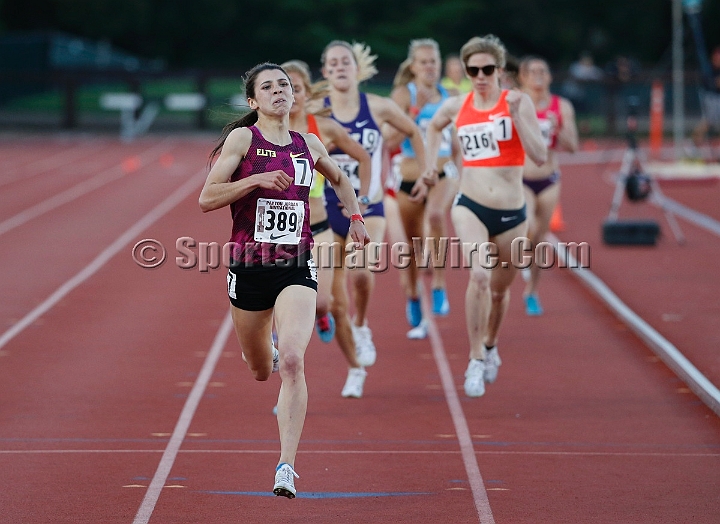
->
<box><xmin>2</xmin><ymin>0</ymin><xmax>718</xmax><ymax>72</ymax></box>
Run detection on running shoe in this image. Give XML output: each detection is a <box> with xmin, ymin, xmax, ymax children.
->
<box><xmin>272</xmin><ymin>344</ymin><xmax>280</xmax><ymax>373</ymax></box>
<box><xmin>315</xmin><ymin>312</ymin><xmax>336</xmax><ymax>343</ymax></box>
<box><xmin>407</xmin><ymin>319</ymin><xmax>428</xmax><ymax>340</ymax></box>
<box><xmin>341</xmin><ymin>367</ymin><xmax>368</xmax><ymax>398</ymax></box>
<box><xmin>352</xmin><ymin>324</ymin><xmax>377</xmax><ymax>367</ymax></box>
<box><xmin>406</xmin><ymin>298</ymin><xmax>422</xmax><ymax>327</ymax></box>
<box><xmin>273</xmin><ymin>463</ymin><xmax>299</xmax><ymax>498</ymax></box>
<box><xmin>483</xmin><ymin>346</ymin><xmax>502</xmax><ymax>384</ymax></box>
<box><xmin>432</xmin><ymin>288</ymin><xmax>450</xmax><ymax>316</ymax></box>
<box><xmin>524</xmin><ymin>293</ymin><xmax>543</xmax><ymax>316</ymax></box>
<box><xmin>464</xmin><ymin>359</ymin><xmax>486</xmax><ymax>398</ymax></box>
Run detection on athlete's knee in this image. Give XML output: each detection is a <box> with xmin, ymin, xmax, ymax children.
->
<box><xmin>490</xmin><ymin>287</ymin><xmax>509</xmax><ymax>305</ymax></box>
<box><xmin>330</xmin><ymin>292</ymin><xmax>348</xmax><ymax>317</ymax></box>
<box><xmin>351</xmin><ymin>269</ymin><xmax>373</xmax><ymax>292</ymax></box>
<box><xmin>279</xmin><ymin>350</ymin><xmax>304</xmax><ymax>378</ymax></box>
<box><xmin>468</xmin><ymin>266</ymin><xmax>491</xmax><ymax>289</ymax></box>
<box><xmin>426</xmin><ymin>209</ymin><xmax>444</xmax><ymax>231</ymax></box>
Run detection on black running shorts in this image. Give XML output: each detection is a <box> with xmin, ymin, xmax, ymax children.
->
<box><xmin>227</xmin><ymin>255</ymin><xmax>318</xmax><ymax>311</ymax></box>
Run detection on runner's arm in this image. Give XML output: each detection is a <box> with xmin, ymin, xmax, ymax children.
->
<box><xmin>306</xmin><ymin>133</ymin><xmax>370</xmax><ymax>248</ymax></box>
<box><xmin>557</xmin><ymin>97</ymin><xmax>579</xmax><ymax>153</ymax></box>
<box><xmin>507</xmin><ymin>90</ymin><xmax>547</xmax><ymax>166</ymax></box>
<box><xmin>199</xmin><ymin>128</ymin><xmax>292</xmax><ymax>212</ymax></box>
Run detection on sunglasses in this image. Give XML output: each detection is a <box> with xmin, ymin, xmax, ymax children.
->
<box><xmin>465</xmin><ymin>64</ymin><xmax>497</xmax><ymax>77</ymax></box>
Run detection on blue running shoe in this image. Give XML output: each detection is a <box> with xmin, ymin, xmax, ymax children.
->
<box><xmin>315</xmin><ymin>312</ymin><xmax>336</xmax><ymax>343</ymax></box>
<box><xmin>432</xmin><ymin>288</ymin><xmax>450</xmax><ymax>316</ymax></box>
<box><xmin>406</xmin><ymin>298</ymin><xmax>422</xmax><ymax>327</ymax></box>
<box><xmin>525</xmin><ymin>294</ymin><xmax>543</xmax><ymax>316</ymax></box>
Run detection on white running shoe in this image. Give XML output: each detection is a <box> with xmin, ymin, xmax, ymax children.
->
<box><xmin>272</xmin><ymin>345</ymin><xmax>280</xmax><ymax>373</ymax></box>
<box><xmin>273</xmin><ymin>463</ymin><xmax>299</xmax><ymax>498</ymax></box>
<box><xmin>352</xmin><ymin>324</ymin><xmax>377</xmax><ymax>367</ymax></box>
<box><xmin>464</xmin><ymin>359</ymin><xmax>486</xmax><ymax>398</ymax></box>
<box><xmin>483</xmin><ymin>346</ymin><xmax>501</xmax><ymax>384</ymax></box>
<box><xmin>520</xmin><ymin>267</ymin><xmax>531</xmax><ymax>282</ymax></box>
<box><xmin>407</xmin><ymin>320</ymin><xmax>428</xmax><ymax>340</ymax></box>
<box><xmin>341</xmin><ymin>367</ymin><xmax>368</xmax><ymax>398</ymax></box>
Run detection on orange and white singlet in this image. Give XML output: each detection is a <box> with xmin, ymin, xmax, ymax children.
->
<box><xmin>455</xmin><ymin>90</ymin><xmax>525</xmax><ymax>168</ymax></box>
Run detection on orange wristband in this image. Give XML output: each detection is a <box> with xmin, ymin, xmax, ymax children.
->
<box><xmin>350</xmin><ymin>214</ymin><xmax>364</xmax><ymax>223</ymax></box>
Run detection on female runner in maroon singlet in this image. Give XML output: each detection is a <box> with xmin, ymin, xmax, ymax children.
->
<box><xmin>199</xmin><ymin>63</ymin><xmax>369</xmax><ymax>498</ymax></box>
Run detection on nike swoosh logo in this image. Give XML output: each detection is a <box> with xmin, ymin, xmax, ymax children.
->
<box><xmin>270</xmin><ymin>232</ymin><xmax>290</xmax><ymax>240</ymax></box>
<box><xmin>356</xmin><ymin>120</ymin><xmax>369</xmax><ymax>127</ymax></box>
<box><xmin>290</xmin><ymin>152</ymin><xmax>304</xmax><ymax>158</ymax></box>
<box><xmin>500</xmin><ymin>216</ymin><xmax>517</xmax><ymax>222</ymax></box>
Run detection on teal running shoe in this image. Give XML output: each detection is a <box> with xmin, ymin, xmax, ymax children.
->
<box><xmin>406</xmin><ymin>298</ymin><xmax>422</xmax><ymax>327</ymax></box>
<box><xmin>432</xmin><ymin>288</ymin><xmax>450</xmax><ymax>315</ymax></box>
<box><xmin>524</xmin><ymin>294</ymin><xmax>543</xmax><ymax>316</ymax></box>
<box><xmin>315</xmin><ymin>312</ymin><xmax>336</xmax><ymax>343</ymax></box>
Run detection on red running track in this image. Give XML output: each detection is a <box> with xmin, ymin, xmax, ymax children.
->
<box><xmin>0</xmin><ymin>135</ymin><xmax>718</xmax><ymax>523</ymax></box>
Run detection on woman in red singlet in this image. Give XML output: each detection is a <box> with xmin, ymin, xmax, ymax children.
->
<box><xmin>424</xmin><ymin>35</ymin><xmax>547</xmax><ymax>398</ymax></box>
<box><xmin>518</xmin><ymin>56</ymin><xmax>579</xmax><ymax>316</ymax></box>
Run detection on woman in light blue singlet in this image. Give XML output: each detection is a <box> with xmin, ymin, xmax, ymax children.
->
<box><xmin>320</xmin><ymin>40</ymin><xmax>427</xmax><ymax>392</ymax></box>
<box><xmin>389</xmin><ymin>39</ymin><xmax>462</xmax><ymax>339</ymax></box>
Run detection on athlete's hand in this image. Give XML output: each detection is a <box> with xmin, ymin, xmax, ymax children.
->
<box><xmin>408</xmin><ymin>179</ymin><xmax>428</xmax><ymax>203</ymax></box>
<box><xmin>421</xmin><ymin>167</ymin><xmax>439</xmax><ymax>187</ymax></box>
<box><xmin>254</xmin><ymin>170</ymin><xmax>293</xmax><ymax>191</ymax></box>
<box><xmin>348</xmin><ymin>221</ymin><xmax>371</xmax><ymax>250</ymax></box>
<box><xmin>506</xmin><ymin>89</ymin><xmax>523</xmax><ymax>115</ymax></box>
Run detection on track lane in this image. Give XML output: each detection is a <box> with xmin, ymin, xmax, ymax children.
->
<box><xmin>1</xmin><ymin>136</ymin><xmax>719</xmax><ymax>523</ymax></box>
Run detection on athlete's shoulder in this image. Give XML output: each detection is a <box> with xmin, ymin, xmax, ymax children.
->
<box><xmin>365</xmin><ymin>91</ymin><xmax>390</xmax><ymax>108</ymax></box>
<box><xmin>315</xmin><ymin>114</ymin><xmax>346</xmax><ymax>137</ymax></box>
<box><xmin>223</xmin><ymin>126</ymin><xmax>253</xmax><ymax>155</ymax></box>
<box><xmin>298</xmin><ymin>131</ymin><xmax>324</xmax><ymax>158</ymax></box>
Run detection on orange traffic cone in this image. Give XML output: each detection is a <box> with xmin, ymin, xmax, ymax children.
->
<box><xmin>549</xmin><ymin>204</ymin><xmax>566</xmax><ymax>232</ymax></box>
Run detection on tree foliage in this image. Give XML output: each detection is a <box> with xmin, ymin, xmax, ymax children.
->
<box><xmin>1</xmin><ymin>0</ymin><xmax>718</xmax><ymax>73</ymax></box>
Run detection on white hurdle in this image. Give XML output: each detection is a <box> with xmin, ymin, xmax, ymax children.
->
<box><xmin>99</xmin><ymin>92</ymin><xmax>207</xmax><ymax>141</ymax></box>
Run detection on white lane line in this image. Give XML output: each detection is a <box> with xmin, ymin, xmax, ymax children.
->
<box><xmin>422</xmin><ymin>291</ymin><xmax>495</xmax><ymax>524</ymax></box>
<box><xmin>0</xmin><ymin>168</ymin><xmax>207</xmax><ymax>351</ymax></box>
<box><xmin>550</xmin><ymin>234</ymin><xmax>720</xmax><ymax>418</ymax></box>
<box><xmin>0</xmin><ymin>139</ymin><xmax>175</xmax><ymax>238</ymax></box>
<box><xmin>2</xmin><ymin>449</ymin><xmax>718</xmax><ymax>458</ymax></box>
<box><xmin>652</xmin><ymin>195</ymin><xmax>720</xmax><ymax>237</ymax></box>
<box><xmin>132</xmin><ymin>311</ymin><xmax>233</xmax><ymax>524</ymax></box>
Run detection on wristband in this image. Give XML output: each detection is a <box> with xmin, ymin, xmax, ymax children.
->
<box><xmin>350</xmin><ymin>214</ymin><xmax>364</xmax><ymax>223</ymax></box>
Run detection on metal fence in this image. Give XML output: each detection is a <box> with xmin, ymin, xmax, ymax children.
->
<box><xmin>0</xmin><ymin>69</ymin><xmax>710</xmax><ymax>137</ymax></box>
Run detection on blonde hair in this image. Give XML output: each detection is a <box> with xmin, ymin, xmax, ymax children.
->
<box><xmin>280</xmin><ymin>59</ymin><xmax>332</xmax><ymax>117</ymax></box>
<box><xmin>321</xmin><ymin>40</ymin><xmax>378</xmax><ymax>82</ymax></box>
<box><xmin>393</xmin><ymin>38</ymin><xmax>441</xmax><ymax>88</ymax></box>
<box><xmin>460</xmin><ymin>34</ymin><xmax>507</xmax><ymax>69</ymax></box>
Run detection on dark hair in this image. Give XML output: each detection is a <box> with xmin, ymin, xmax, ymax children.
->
<box><xmin>519</xmin><ymin>55</ymin><xmax>550</xmax><ymax>76</ymax></box>
<box><xmin>209</xmin><ymin>62</ymin><xmax>290</xmax><ymax>161</ymax></box>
